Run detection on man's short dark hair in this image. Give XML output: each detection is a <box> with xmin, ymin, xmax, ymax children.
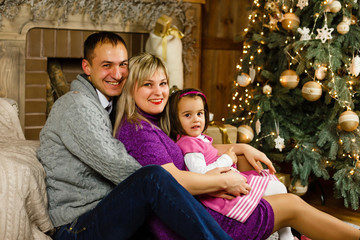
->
<box><xmin>83</xmin><ymin>32</ymin><xmax>127</xmax><ymax>63</ymax></box>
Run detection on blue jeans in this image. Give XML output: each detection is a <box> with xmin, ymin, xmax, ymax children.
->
<box><xmin>53</xmin><ymin>165</ymin><xmax>231</xmax><ymax>240</ymax></box>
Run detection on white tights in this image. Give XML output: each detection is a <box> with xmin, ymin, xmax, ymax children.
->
<box><xmin>263</xmin><ymin>180</ymin><xmax>294</xmax><ymax>240</ymax></box>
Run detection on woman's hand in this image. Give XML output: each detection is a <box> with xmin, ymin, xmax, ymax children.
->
<box><xmin>206</xmin><ymin>167</ymin><xmax>251</xmax><ymax>199</ymax></box>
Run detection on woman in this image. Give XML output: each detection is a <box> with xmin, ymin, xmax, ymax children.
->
<box><xmin>114</xmin><ymin>52</ymin><xmax>360</xmax><ymax>240</ymax></box>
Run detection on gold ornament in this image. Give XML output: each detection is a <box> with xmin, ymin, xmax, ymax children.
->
<box><xmin>351</xmin><ymin>15</ymin><xmax>358</xmax><ymax>25</ymax></box>
<box><xmin>280</xmin><ymin>69</ymin><xmax>299</xmax><ymax>89</ymax></box>
<box><xmin>355</xmin><ymin>160</ymin><xmax>360</xmax><ymax>169</ymax></box>
<box><xmin>315</xmin><ymin>65</ymin><xmax>327</xmax><ymax>80</ymax></box>
<box><xmin>337</xmin><ymin>21</ymin><xmax>350</xmax><ymax>35</ymax></box>
<box><xmin>288</xmin><ymin>180</ymin><xmax>308</xmax><ymax>196</ymax></box>
<box><xmin>328</xmin><ymin>0</ymin><xmax>341</xmax><ymax>13</ymax></box>
<box><xmin>339</xmin><ymin>110</ymin><xmax>359</xmax><ymax>132</ymax></box>
<box><xmin>263</xmin><ymin>84</ymin><xmax>272</xmax><ymax>95</ymax></box>
<box><xmin>302</xmin><ymin>81</ymin><xmax>322</xmax><ymax>101</ymax></box>
<box><xmin>281</xmin><ymin>13</ymin><xmax>300</xmax><ymax>31</ymax></box>
<box><xmin>237</xmin><ymin>73</ymin><xmax>252</xmax><ymax>87</ymax></box>
<box><xmin>237</xmin><ymin>125</ymin><xmax>254</xmax><ymax>143</ymax></box>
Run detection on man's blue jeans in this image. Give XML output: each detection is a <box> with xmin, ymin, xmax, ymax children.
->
<box><xmin>53</xmin><ymin>165</ymin><xmax>231</xmax><ymax>240</ymax></box>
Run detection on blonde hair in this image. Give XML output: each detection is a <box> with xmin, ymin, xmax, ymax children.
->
<box><xmin>113</xmin><ymin>52</ymin><xmax>169</xmax><ymax>136</ymax></box>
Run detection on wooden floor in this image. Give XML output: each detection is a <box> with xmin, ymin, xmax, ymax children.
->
<box><xmin>301</xmin><ymin>180</ymin><xmax>360</xmax><ymax>226</ymax></box>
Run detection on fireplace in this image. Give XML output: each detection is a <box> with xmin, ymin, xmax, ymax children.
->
<box><xmin>25</xmin><ymin>28</ymin><xmax>148</xmax><ymax>139</ymax></box>
<box><xmin>0</xmin><ymin>1</ymin><xmax>204</xmax><ymax>140</ymax></box>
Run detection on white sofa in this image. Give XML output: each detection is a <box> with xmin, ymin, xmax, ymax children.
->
<box><xmin>0</xmin><ymin>98</ymin><xmax>53</xmax><ymax>240</ymax></box>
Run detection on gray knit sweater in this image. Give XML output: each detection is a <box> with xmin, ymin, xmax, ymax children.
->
<box><xmin>37</xmin><ymin>74</ymin><xmax>141</xmax><ymax>227</ymax></box>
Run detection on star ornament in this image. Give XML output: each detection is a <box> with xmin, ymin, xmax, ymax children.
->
<box><xmin>274</xmin><ymin>135</ymin><xmax>285</xmax><ymax>152</ymax></box>
<box><xmin>315</xmin><ymin>25</ymin><xmax>334</xmax><ymax>43</ymax></box>
<box><xmin>297</xmin><ymin>0</ymin><xmax>309</xmax><ymax>10</ymax></box>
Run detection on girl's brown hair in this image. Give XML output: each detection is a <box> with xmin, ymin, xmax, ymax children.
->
<box><xmin>163</xmin><ymin>88</ymin><xmax>209</xmax><ymax>141</ymax></box>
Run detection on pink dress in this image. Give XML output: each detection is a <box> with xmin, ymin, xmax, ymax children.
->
<box><xmin>177</xmin><ymin>134</ymin><xmax>278</xmax><ymax>222</ymax></box>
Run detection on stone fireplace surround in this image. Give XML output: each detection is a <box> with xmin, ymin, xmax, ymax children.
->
<box><xmin>0</xmin><ymin>2</ymin><xmax>202</xmax><ymax>140</ymax></box>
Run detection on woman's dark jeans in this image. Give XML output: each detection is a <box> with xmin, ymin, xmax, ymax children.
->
<box><xmin>53</xmin><ymin>165</ymin><xmax>231</xmax><ymax>240</ymax></box>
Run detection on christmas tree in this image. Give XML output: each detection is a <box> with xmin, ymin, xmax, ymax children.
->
<box><xmin>226</xmin><ymin>0</ymin><xmax>360</xmax><ymax>210</ymax></box>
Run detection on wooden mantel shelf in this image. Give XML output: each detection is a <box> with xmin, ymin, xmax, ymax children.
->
<box><xmin>184</xmin><ymin>0</ymin><xmax>206</xmax><ymax>4</ymax></box>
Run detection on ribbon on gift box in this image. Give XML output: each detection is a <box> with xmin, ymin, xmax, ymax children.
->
<box><xmin>209</xmin><ymin>121</ymin><xmax>232</xmax><ymax>144</ymax></box>
<box><xmin>159</xmin><ymin>27</ymin><xmax>184</xmax><ymax>62</ymax></box>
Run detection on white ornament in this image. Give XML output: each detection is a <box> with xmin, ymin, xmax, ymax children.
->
<box><xmin>343</xmin><ymin>16</ymin><xmax>352</xmax><ymax>25</ymax></box>
<box><xmin>249</xmin><ymin>65</ymin><xmax>256</xmax><ymax>83</ymax></box>
<box><xmin>263</xmin><ymin>84</ymin><xmax>272</xmax><ymax>95</ymax></box>
<box><xmin>348</xmin><ymin>55</ymin><xmax>360</xmax><ymax>77</ymax></box>
<box><xmin>274</xmin><ymin>135</ymin><xmax>285</xmax><ymax>152</ymax></box>
<box><xmin>315</xmin><ymin>25</ymin><xmax>334</xmax><ymax>43</ymax></box>
<box><xmin>298</xmin><ymin>27</ymin><xmax>311</xmax><ymax>41</ymax></box>
<box><xmin>315</xmin><ymin>66</ymin><xmax>327</xmax><ymax>80</ymax></box>
<box><xmin>274</xmin><ymin>121</ymin><xmax>285</xmax><ymax>152</ymax></box>
<box><xmin>256</xmin><ymin>119</ymin><xmax>261</xmax><ymax>135</ymax></box>
<box><xmin>265</xmin><ymin>1</ymin><xmax>277</xmax><ymax>11</ymax></box>
<box><xmin>237</xmin><ymin>73</ymin><xmax>252</xmax><ymax>87</ymax></box>
<box><xmin>296</xmin><ymin>0</ymin><xmax>309</xmax><ymax>10</ymax></box>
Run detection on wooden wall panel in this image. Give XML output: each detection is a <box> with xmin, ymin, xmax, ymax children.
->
<box><xmin>201</xmin><ymin>49</ymin><xmax>241</xmax><ymax>120</ymax></box>
<box><xmin>200</xmin><ymin>0</ymin><xmax>250</xmax><ymax>121</ymax></box>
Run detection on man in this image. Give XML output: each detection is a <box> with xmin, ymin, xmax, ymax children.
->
<box><xmin>37</xmin><ymin>32</ymin><xmax>234</xmax><ymax>239</ymax></box>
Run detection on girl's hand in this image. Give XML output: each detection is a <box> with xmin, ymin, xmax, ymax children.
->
<box><xmin>224</xmin><ymin>147</ymin><xmax>237</xmax><ymax>164</ymax></box>
<box><xmin>213</xmin><ymin>143</ymin><xmax>276</xmax><ymax>174</ymax></box>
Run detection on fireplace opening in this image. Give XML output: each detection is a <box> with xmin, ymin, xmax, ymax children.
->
<box><xmin>46</xmin><ymin>58</ymin><xmax>82</xmax><ymax>115</ymax></box>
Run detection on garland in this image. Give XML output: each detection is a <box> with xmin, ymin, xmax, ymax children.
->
<box><xmin>0</xmin><ymin>0</ymin><xmax>196</xmax><ymax>71</ymax></box>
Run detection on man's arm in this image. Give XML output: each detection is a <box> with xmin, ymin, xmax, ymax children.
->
<box><xmin>58</xmin><ymin>94</ymin><xmax>141</xmax><ymax>184</ymax></box>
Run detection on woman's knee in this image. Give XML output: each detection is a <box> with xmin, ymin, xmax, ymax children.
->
<box><xmin>265</xmin><ymin>193</ymin><xmax>305</xmax><ymax>214</ymax></box>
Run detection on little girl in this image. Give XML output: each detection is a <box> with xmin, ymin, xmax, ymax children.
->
<box><xmin>167</xmin><ymin>88</ymin><xmax>295</xmax><ymax>240</ymax></box>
